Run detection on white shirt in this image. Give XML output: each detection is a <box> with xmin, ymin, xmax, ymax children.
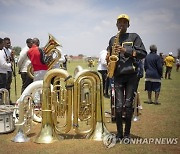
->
<box><xmin>3</xmin><ymin>47</ymin><xmax>12</xmax><ymax>72</ymax></box>
<box><xmin>17</xmin><ymin>46</ymin><xmax>31</xmax><ymax>72</ymax></box>
<box><xmin>176</xmin><ymin>58</ymin><xmax>180</xmax><ymax>65</ymax></box>
<box><xmin>0</xmin><ymin>49</ymin><xmax>11</xmax><ymax>73</ymax></box>
<box><xmin>97</xmin><ymin>50</ymin><xmax>108</xmax><ymax>71</ymax></box>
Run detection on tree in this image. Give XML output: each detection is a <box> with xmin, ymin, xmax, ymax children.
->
<box><xmin>12</xmin><ymin>46</ymin><xmax>21</xmax><ymax>56</ymax></box>
<box><xmin>78</xmin><ymin>54</ymin><xmax>84</xmax><ymax>58</ymax></box>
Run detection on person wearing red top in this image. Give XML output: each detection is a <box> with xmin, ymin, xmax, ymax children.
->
<box><xmin>27</xmin><ymin>38</ymin><xmax>48</xmax><ymax>81</ymax></box>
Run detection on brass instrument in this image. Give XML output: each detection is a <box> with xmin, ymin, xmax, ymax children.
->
<box><xmin>88</xmin><ymin>59</ymin><xmax>95</xmax><ymax>68</ymax></box>
<box><xmin>34</xmin><ymin>67</ymin><xmax>110</xmax><ymax>144</ymax></box>
<box><xmin>107</xmin><ymin>30</ymin><xmax>121</xmax><ymax>78</ymax></box>
<box><xmin>12</xmin><ymin>95</ymin><xmax>33</xmax><ymax>142</ymax></box>
<box><xmin>27</xmin><ymin>34</ymin><xmax>62</xmax><ymax>79</ymax></box>
<box><xmin>35</xmin><ymin>69</ymin><xmax>74</xmax><ymax>143</ymax></box>
<box><xmin>74</xmin><ymin>65</ymin><xmax>83</xmax><ymax>76</ymax></box>
<box><xmin>133</xmin><ymin>92</ymin><xmax>141</xmax><ymax>121</ymax></box>
<box><xmin>74</xmin><ymin>70</ymin><xmax>110</xmax><ymax>140</ymax></box>
<box><xmin>0</xmin><ymin>88</ymin><xmax>10</xmax><ymax>105</ymax></box>
<box><xmin>14</xmin><ymin>80</ymin><xmax>44</xmax><ymax>123</ymax></box>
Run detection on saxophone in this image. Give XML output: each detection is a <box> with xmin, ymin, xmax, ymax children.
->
<box><xmin>107</xmin><ymin>30</ymin><xmax>121</xmax><ymax>78</ymax></box>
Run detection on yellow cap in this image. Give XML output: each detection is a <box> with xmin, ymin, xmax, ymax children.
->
<box><xmin>117</xmin><ymin>14</ymin><xmax>130</xmax><ymax>22</ymax></box>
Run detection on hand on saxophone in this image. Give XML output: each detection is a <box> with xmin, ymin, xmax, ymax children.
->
<box><xmin>114</xmin><ymin>45</ymin><xmax>126</xmax><ymax>54</ymax></box>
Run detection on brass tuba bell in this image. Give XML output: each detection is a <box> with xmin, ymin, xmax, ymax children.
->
<box><xmin>12</xmin><ymin>95</ymin><xmax>33</xmax><ymax>143</ymax></box>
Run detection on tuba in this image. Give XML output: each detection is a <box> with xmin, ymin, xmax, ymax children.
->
<box><xmin>107</xmin><ymin>30</ymin><xmax>121</xmax><ymax>78</ymax></box>
<box><xmin>74</xmin><ymin>70</ymin><xmax>110</xmax><ymax>140</ymax></box>
<box><xmin>14</xmin><ymin>80</ymin><xmax>44</xmax><ymax>123</ymax></box>
<box><xmin>35</xmin><ymin>69</ymin><xmax>74</xmax><ymax>143</ymax></box>
<box><xmin>27</xmin><ymin>34</ymin><xmax>62</xmax><ymax>79</ymax></box>
<box><xmin>35</xmin><ymin>68</ymin><xmax>110</xmax><ymax>144</ymax></box>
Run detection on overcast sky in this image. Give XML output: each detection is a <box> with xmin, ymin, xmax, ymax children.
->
<box><xmin>0</xmin><ymin>0</ymin><xmax>180</xmax><ymax>57</ymax></box>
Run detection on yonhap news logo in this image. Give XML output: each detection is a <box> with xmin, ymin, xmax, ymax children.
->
<box><xmin>119</xmin><ymin>137</ymin><xmax>178</xmax><ymax>145</ymax></box>
<box><xmin>103</xmin><ymin>134</ymin><xmax>178</xmax><ymax>148</ymax></box>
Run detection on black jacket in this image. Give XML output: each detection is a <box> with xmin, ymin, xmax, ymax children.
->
<box><xmin>109</xmin><ymin>33</ymin><xmax>147</xmax><ymax>77</ymax></box>
<box><xmin>144</xmin><ymin>52</ymin><xmax>162</xmax><ymax>79</ymax></box>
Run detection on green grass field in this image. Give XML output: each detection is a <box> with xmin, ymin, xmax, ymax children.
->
<box><xmin>1</xmin><ymin>59</ymin><xmax>180</xmax><ymax>154</ymax></box>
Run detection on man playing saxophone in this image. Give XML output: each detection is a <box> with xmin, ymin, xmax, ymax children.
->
<box><xmin>107</xmin><ymin>14</ymin><xmax>147</xmax><ymax>143</ymax></box>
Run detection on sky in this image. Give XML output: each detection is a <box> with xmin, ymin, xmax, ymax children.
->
<box><xmin>0</xmin><ymin>0</ymin><xmax>180</xmax><ymax>57</ymax></box>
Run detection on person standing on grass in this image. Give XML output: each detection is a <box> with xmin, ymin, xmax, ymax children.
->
<box><xmin>0</xmin><ymin>38</ymin><xmax>11</xmax><ymax>104</ymax></box>
<box><xmin>144</xmin><ymin>45</ymin><xmax>162</xmax><ymax>105</ymax></box>
<box><xmin>159</xmin><ymin>53</ymin><xmax>165</xmax><ymax>78</ymax></box>
<box><xmin>18</xmin><ymin>38</ymin><xmax>33</xmax><ymax>93</ymax></box>
<box><xmin>97</xmin><ymin>48</ymin><xmax>110</xmax><ymax>98</ymax></box>
<box><xmin>27</xmin><ymin>38</ymin><xmax>48</xmax><ymax>81</ymax></box>
<box><xmin>164</xmin><ymin>52</ymin><xmax>175</xmax><ymax>79</ymax></box>
<box><xmin>3</xmin><ymin>37</ymin><xmax>14</xmax><ymax>104</ymax></box>
<box><xmin>175</xmin><ymin>56</ymin><xmax>179</xmax><ymax>72</ymax></box>
<box><xmin>107</xmin><ymin>13</ymin><xmax>147</xmax><ymax>142</ymax></box>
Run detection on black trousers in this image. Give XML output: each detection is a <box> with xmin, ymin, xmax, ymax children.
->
<box><xmin>98</xmin><ymin>70</ymin><xmax>109</xmax><ymax>95</ymax></box>
<box><xmin>114</xmin><ymin>73</ymin><xmax>137</xmax><ymax>137</ymax></box>
<box><xmin>20</xmin><ymin>72</ymin><xmax>33</xmax><ymax>94</ymax></box>
<box><xmin>6</xmin><ymin>71</ymin><xmax>12</xmax><ymax>100</ymax></box>
<box><xmin>165</xmin><ymin>66</ymin><xmax>172</xmax><ymax>79</ymax></box>
<box><xmin>0</xmin><ymin>73</ymin><xmax>7</xmax><ymax>103</ymax></box>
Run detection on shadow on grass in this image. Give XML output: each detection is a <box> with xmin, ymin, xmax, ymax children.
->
<box><xmin>144</xmin><ymin>101</ymin><xmax>161</xmax><ymax>105</ymax></box>
<box><xmin>59</xmin><ymin>134</ymin><xmax>87</xmax><ymax>140</ymax></box>
<box><xmin>111</xmin><ymin>131</ymin><xmax>143</xmax><ymax>139</ymax></box>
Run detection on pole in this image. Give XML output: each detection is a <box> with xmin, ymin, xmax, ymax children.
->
<box><xmin>13</xmin><ymin>60</ymin><xmax>17</xmax><ymax>101</ymax></box>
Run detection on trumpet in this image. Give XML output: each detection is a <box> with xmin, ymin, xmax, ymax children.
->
<box><xmin>27</xmin><ymin>34</ymin><xmax>62</xmax><ymax>79</ymax></box>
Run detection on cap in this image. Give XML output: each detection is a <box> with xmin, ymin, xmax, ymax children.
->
<box><xmin>169</xmin><ymin>52</ymin><xmax>173</xmax><ymax>55</ymax></box>
<box><xmin>117</xmin><ymin>14</ymin><xmax>130</xmax><ymax>22</ymax></box>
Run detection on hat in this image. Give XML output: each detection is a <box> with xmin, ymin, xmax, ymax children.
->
<box><xmin>169</xmin><ymin>52</ymin><xmax>173</xmax><ymax>55</ymax></box>
<box><xmin>117</xmin><ymin>14</ymin><xmax>130</xmax><ymax>22</ymax></box>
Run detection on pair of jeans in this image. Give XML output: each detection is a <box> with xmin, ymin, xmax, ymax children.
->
<box><xmin>114</xmin><ymin>73</ymin><xmax>137</xmax><ymax>136</ymax></box>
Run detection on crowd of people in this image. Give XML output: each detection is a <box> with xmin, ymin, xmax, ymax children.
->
<box><xmin>0</xmin><ymin>37</ymin><xmax>67</xmax><ymax>104</ymax></box>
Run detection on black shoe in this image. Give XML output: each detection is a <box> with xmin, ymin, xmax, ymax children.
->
<box><xmin>147</xmin><ymin>101</ymin><xmax>153</xmax><ymax>104</ymax></box>
<box><xmin>116</xmin><ymin>135</ymin><xmax>123</xmax><ymax>143</ymax></box>
<box><xmin>154</xmin><ymin>102</ymin><xmax>161</xmax><ymax>105</ymax></box>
